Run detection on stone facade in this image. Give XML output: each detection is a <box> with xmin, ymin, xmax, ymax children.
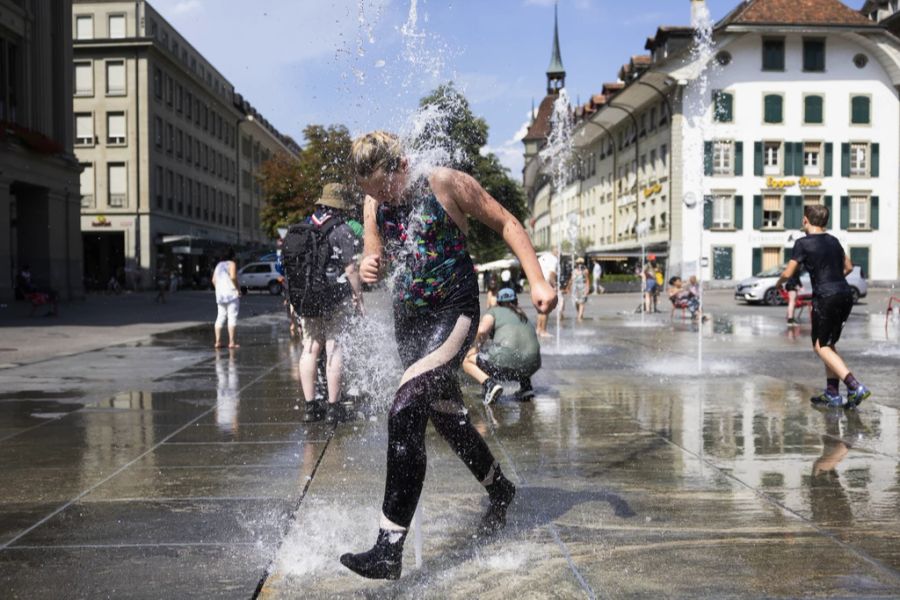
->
<box><xmin>1</xmin><ymin>0</ymin><xmax>83</xmax><ymax>303</ymax></box>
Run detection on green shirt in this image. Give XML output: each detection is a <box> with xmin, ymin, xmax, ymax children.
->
<box><xmin>484</xmin><ymin>306</ymin><xmax>541</xmax><ymax>372</ymax></box>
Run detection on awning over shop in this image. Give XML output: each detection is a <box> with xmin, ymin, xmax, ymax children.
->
<box><xmin>476</xmin><ymin>258</ymin><xmax>520</xmax><ymax>272</ymax></box>
<box><xmin>585</xmin><ymin>251</ymin><xmax>669</xmax><ymax>259</ymax></box>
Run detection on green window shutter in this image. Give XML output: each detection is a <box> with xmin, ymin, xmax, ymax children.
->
<box><xmin>825</xmin><ymin>195</ymin><xmax>833</xmax><ymax>228</ymax></box>
<box><xmin>754</xmin><ymin>142</ymin><xmax>764</xmax><ymax>176</ymax></box>
<box><xmin>703</xmin><ymin>195</ymin><xmax>713</xmax><ymax>229</ymax></box>
<box><xmin>789</xmin><ymin>196</ymin><xmax>803</xmax><ymax>229</ymax></box>
<box><xmin>871</xmin><ymin>196</ymin><xmax>879</xmax><ymax>230</ymax></box>
<box><xmin>784</xmin><ymin>196</ymin><xmax>794</xmax><ymax>229</ymax></box>
<box><xmin>752</xmin><ymin>248</ymin><xmax>762</xmax><ymax>276</ymax></box>
<box><xmin>804</xmin><ymin>96</ymin><xmax>823</xmax><ymax>123</ymax></box>
<box><xmin>704</xmin><ymin>141</ymin><xmax>713</xmax><ymax>176</ymax></box>
<box><xmin>824</xmin><ymin>143</ymin><xmax>833</xmax><ymax>177</ymax></box>
<box><xmin>871</xmin><ymin>143</ymin><xmax>879</xmax><ymax>177</ymax></box>
<box><xmin>840</xmin><ymin>196</ymin><xmax>850</xmax><ymax>229</ymax></box>
<box><xmin>788</xmin><ymin>143</ymin><xmax>799</xmax><ymax>176</ymax></box>
<box><xmin>841</xmin><ymin>143</ymin><xmax>850</xmax><ymax>177</ymax></box>
<box><xmin>851</xmin><ymin>96</ymin><xmax>871</xmax><ymax>124</ymax></box>
<box><xmin>850</xmin><ymin>247</ymin><xmax>870</xmax><ymax>279</ymax></box>
<box><xmin>734</xmin><ymin>195</ymin><xmax>743</xmax><ymax>229</ymax></box>
<box><xmin>803</xmin><ymin>40</ymin><xmax>825</xmax><ymax>72</ymax></box>
<box><xmin>783</xmin><ymin>247</ymin><xmax>792</xmax><ymax>263</ymax></box>
<box><xmin>763</xmin><ymin>39</ymin><xmax>785</xmax><ymax>71</ymax></box>
<box><xmin>734</xmin><ymin>142</ymin><xmax>743</xmax><ymax>176</ymax></box>
<box><xmin>764</xmin><ymin>95</ymin><xmax>783</xmax><ymax>123</ymax></box>
<box><xmin>753</xmin><ymin>195</ymin><xmax>763</xmax><ymax>229</ymax></box>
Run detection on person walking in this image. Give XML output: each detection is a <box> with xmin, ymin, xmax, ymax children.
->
<box><xmin>340</xmin><ymin>131</ymin><xmax>556</xmax><ymax>580</ymax></box>
<box><xmin>463</xmin><ymin>287</ymin><xmax>541</xmax><ymax>404</ymax></box>
<box><xmin>212</xmin><ymin>249</ymin><xmax>240</xmax><ymax>349</ymax></box>
<box><xmin>283</xmin><ymin>183</ymin><xmax>362</xmax><ymax>424</ymax></box>
<box><xmin>592</xmin><ymin>260</ymin><xmax>604</xmax><ymax>294</ymax></box>
<box><xmin>776</xmin><ymin>204</ymin><xmax>870</xmax><ymax>407</ymax></box>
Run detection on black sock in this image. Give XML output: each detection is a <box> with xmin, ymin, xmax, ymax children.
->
<box><xmin>826</xmin><ymin>378</ymin><xmax>839</xmax><ymax>395</ymax></box>
<box><xmin>844</xmin><ymin>373</ymin><xmax>860</xmax><ymax>391</ymax></box>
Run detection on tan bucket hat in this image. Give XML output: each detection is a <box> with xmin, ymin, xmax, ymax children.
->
<box><xmin>316</xmin><ymin>183</ymin><xmax>348</xmax><ymax>210</ymax></box>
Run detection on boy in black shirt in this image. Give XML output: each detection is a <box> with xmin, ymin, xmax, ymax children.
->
<box><xmin>776</xmin><ymin>204</ymin><xmax>870</xmax><ymax>408</ymax></box>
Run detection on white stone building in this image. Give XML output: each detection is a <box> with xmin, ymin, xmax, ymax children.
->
<box><xmin>524</xmin><ymin>0</ymin><xmax>900</xmax><ymax>286</ymax></box>
<box><xmin>72</xmin><ymin>1</ymin><xmax>299</xmax><ymax>289</ymax></box>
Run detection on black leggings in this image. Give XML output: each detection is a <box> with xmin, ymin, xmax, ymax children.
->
<box><xmin>381</xmin><ymin>306</ymin><xmax>498</xmax><ymax>529</ymax></box>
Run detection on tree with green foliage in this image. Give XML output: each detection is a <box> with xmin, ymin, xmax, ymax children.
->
<box><xmin>258</xmin><ymin>124</ymin><xmax>355</xmax><ymax>239</ymax></box>
<box><xmin>417</xmin><ymin>84</ymin><xmax>528</xmax><ymax>262</ymax></box>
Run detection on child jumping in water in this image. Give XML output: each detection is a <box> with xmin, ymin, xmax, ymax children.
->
<box><xmin>776</xmin><ymin>204</ymin><xmax>870</xmax><ymax>407</ymax></box>
<box><xmin>339</xmin><ymin>131</ymin><xmax>557</xmax><ymax>580</ymax></box>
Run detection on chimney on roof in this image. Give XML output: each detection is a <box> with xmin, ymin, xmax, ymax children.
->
<box><xmin>546</xmin><ymin>2</ymin><xmax>566</xmax><ymax>94</ymax></box>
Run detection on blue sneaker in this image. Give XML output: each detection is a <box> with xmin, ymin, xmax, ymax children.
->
<box><xmin>810</xmin><ymin>390</ymin><xmax>845</xmax><ymax>408</ymax></box>
<box><xmin>847</xmin><ymin>384</ymin><xmax>871</xmax><ymax>408</ymax></box>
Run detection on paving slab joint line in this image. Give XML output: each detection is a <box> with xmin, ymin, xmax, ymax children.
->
<box><xmin>482</xmin><ymin>403</ymin><xmax>601</xmax><ymax>600</ymax></box>
<box><xmin>251</xmin><ymin>421</ymin><xmax>337</xmax><ymax>600</ymax></box>
<box><xmin>0</xmin><ymin>358</ymin><xmax>289</xmax><ymax>551</ymax></box>
<box><xmin>651</xmin><ymin>425</ymin><xmax>900</xmax><ymax>586</ymax></box>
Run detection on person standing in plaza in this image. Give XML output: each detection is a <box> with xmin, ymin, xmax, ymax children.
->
<box><xmin>283</xmin><ymin>183</ymin><xmax>362</xmax><ymax>424</ymax></box>
<box><xmin>463</xmin><ymin>287</ymin><xmax>541</xmax><ymax>404</ymax></box>
<box><xmin>340</xmin><ymin>131</ymin><xmax>556</xmax><ymax>580</ymax></box>
<box><xmin>566</xmin><ymin>257</ymin><xmax>589</xmax><ymax>322</ymax></box>
<box><xmin>592</xmin><ymin>259</ymin><xmax>604</xmax><ymax>294</ymax></box>
<box><xmin>212</xmin><ymin>249</ymin><xmax>240</xmax><ymax>349</ymax></box>
<box><xmin>776</xmin><ymin>205</ymin><xmax>870</xmax><ymax>407</ymax></box>
<box><xmin>536</xmin><ymin>249</ymin><xmax>558</xmax><ymax>337</ymax></box>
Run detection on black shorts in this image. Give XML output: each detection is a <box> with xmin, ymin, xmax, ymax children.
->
<box><xmin>785</xmin><ymin>280</ymin><xmax>800</xmax><ymax>292</ymax></box>
<box><xmin>811</xmin><ymin>292</ymin><xmax>853</xmax><ymax>347</ymax></box>
<box><xmin>476</xmin><ymin>354</ymin><xmax>539</xmax><ymax>383</ymax></box>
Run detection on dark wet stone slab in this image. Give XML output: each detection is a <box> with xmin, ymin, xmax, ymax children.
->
<box><xmin>11</xmin><ymin>498</ymin><xmax>294</xmax><ymax>547</ymax></box>
<box><xmin>133</xmin><ymin>440</ymin><xmax>327</xmax><ymax>468</ymax></box>
<box><xmin>0</xmin><ymin>545</ymin><xmax>269</xmax><ymax>600</ymax></box>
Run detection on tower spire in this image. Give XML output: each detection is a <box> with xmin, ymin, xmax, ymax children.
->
<box><xmin>546</xmin><ymin>2</ymin><xmax>566</xmax><ymax>94</ymax></box>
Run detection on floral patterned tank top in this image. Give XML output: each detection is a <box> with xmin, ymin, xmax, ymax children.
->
<box><xmin>377</xmin><ymin>191</ymin><xmax>477</xmax><ymax>315</ymax></box>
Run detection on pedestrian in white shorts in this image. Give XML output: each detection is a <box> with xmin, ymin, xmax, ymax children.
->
<box><xmin>213</xmin><ymin>248</ymin><xmax>240</xmax><ymax>349</ymax></box>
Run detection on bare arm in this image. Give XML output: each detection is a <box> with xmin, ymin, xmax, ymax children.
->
<box><xmin>474</xmin><ymin>314</ymin><xmax>495</xmax><ymax>348</ymax></box>
<box><xmin>360</xmin><ymin>196</ymin><xmax>384</xmax><ymax>284</ymax></box>
<box><xmin>775</xmin><ymin>259</ymin><xmax>799</xmax><ymax>289</ymax></box>
<box><xmin>430</xmin><ymin>168</ymin><xmax>557</xmax><ymax>314</ymax></box>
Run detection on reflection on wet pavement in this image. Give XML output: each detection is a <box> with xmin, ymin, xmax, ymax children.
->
<box><xmin>0</xmin><ymin>305</ymin><xmax>898</xmax><ymax>598</ymax></box>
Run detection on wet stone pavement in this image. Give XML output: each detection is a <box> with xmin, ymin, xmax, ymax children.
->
<box><xmin>1</xmin><ymin>294</ymin><xmax>899</xmax><ymax>599</ymax></box>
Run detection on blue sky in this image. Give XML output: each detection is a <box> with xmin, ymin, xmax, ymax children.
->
<box><xmin>151</xmin><ymin>0</ymin><xmax>795</xmax><ymax>175</ymax></box>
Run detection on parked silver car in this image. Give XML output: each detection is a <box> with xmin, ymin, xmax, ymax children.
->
<box><xmin>734</xmin><ymin>264</ymin><xmax>867</xmax><ymax>306</ymax></box>
<box><xmin>238</xmin><ymin>262</ymin><xmax>283</xmax><ymax>295</ymax></box>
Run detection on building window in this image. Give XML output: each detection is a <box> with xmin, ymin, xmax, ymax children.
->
<box><xmin>803</xmin><ymin>195</ymin><xmax>823</xmax><ymax>208</ymax></box>
<box><xmin>762</xmin><ymin>38</ymin><xmax>785</xmax><ymax>71</ymax></box>
<box><xmin>242</xmin><ymin>170</ymin><xmax>252</xmax><ymax>191</ymax></box>
<box><xmin>106</xmin><ymin>112</ymin><xmax>126</xmax><ymax>145</ymax></box>
<box><xmin>660</xmin><ymin>144</ymin><xmax>668</xmax><ymax>168</ymax></box>
<box><xmin>153</xmin><ymin>67</ymin><xmax>162</xmax><ymax>99</ymax></box>
<box><xmin>185</xmin><ymin>134</ymin><xmax>192</xmax><ymax>161</ymax></box>
<box><xmin>177</xmin><ymin>174</ymin><xmax>184</xmax><ymax>215</ymax></box>
<box><xmin>763</xmin><ymin>195</ymin><xmax>783</xmax><ymax>230</ymax></box>
<box><xmin>849</xmin><ymin>195</ymin><xmax>869</xmax><ymax>230</ymax></box>
<box><xmin>176</xmin><ymin>130</ymin><xmax>183</xmax><ymax>158</ymax></box>
<box><xmin>176</xmin><ymin>84</ymin><xmax>183</xmax><ymax>112</ymax></box>
<box><xmin>713</xmin><ymin>141</ymin><xmax>733</xmax><ymax>175</ymax></box>
<box><xmin>851</xmin><ymin>96</ymin><xmax>871</xmax><ymax>124</ymax></box>
<box><xmin>75</xmin><ymin>113</ymin><xmax>94</xmax><ymax>146</ymax></box>
<box><xmin>763</xmin><ymin>94</ymin><xmax>783</xmax><ymax>124</ymax></box>
<box><xmin>166</xmin><ymin>170</ymin><xmax>174</xmax><ymax>211</ymax></box>
<box><xmin>80</xmin><ymin>163</ymin><xmax>95</xmax><ymax>208</ymax></box>
<box><xmin>154</xmin><ymin>116</ymin><xmax>162</xmax><ymax>148</ymax></box>
<box><xmin>74</xmin><ymin>61</ymin><xmax>93</xmax><ymax>96</ymax></box>
<box><xmin>166</xmin><ymin>123</ymin><xmax>174</xmax><ymax>153</ymax></box>
<box><xmin>75</xmin><ymin>15</ymin><xmax>94</xmax><ymax>40</ymax></box>
<box><xmin>713</xmin><ymin>90</ymin><xmax>733</xmax><ymax>122</ymax></box>
<box><xmin>764</xmin><ymin>141</ymin><xmax>781</xmax><ymax>175</ymax></box>
<box><xmin>108</xmin><ymin>163</ymin><xmax>127</xmax><ymax>208</ymax></box>
<box><xmin>108</xmin><ymin>14</ymin><xmax>126</xmax><ymax>39</ymax></box>
<box><xmin>762</xmin><ymin>247</ymin><xmax>781</xmax><ymax>271</ymax></box>
<box><xmin>803</xmin><ymin>142</ymin><xmax>821</xmax><ymax>176</ymax></box>
<box><xmin>155</xmin><ymin>166</ymin><xmax>164</xmax><ymax>208</ymax></box>
<box><xmin>712</xmin><ymin>195</ymin><xmax>734</xmax><ymax>229</ymax></box>
<box><xmin>804</xmin><ymin>95</ymin><xmax>823</xmax><ymax>124</ymax></box>
<box><xmin>0</xmin><ymin>38</ymin><xmax>21</xmax><ymax>123</ymax></box>
<box><xmin>185</xmin><ymin>92</ymin><xmax>192</xmax><ymax>118</ymax></box>
<box><xmin>165</xmin><ymin>75</ymin><xmax>173</xmax><ymax>105</ymax></box>
<box><xmin>803</xmin><ymin>39</ymin><xmax>825</xmax><ymax>72</ymax></box>
<box><xmin>850</xmin><ymin>143</ymin><xmax>869</xmax><ymax>176</ymax></box>
<box><xmin>105</xmin><ymin>60</ymin><xmax>126</xmax><ymax>95</ymax></box>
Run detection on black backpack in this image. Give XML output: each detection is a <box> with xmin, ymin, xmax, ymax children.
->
<box><xmin>282</xmin><ymin>217</ymin><xmax>351</xmax><ymax>317</ymax></box>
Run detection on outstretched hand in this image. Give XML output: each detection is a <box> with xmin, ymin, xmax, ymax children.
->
<box><xmin>360</xmin><ymin>254</ymin><xmax>382</xmax><ymax>284</ymax></box>
<box><xmin>531</xmin><ymin>280</ymin><xmax>558</xmax><ymax>315</ymax></box>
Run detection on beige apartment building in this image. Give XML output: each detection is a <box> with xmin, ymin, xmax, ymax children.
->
<box><xmin>72</xmin><ymin>0</ymin><xmax>298</xmax><ymax>289</ymax></box>
<box><xmin>1</xmin><ymin>0</ymin><xmax>83</xmax><ymax>303</ymax></box>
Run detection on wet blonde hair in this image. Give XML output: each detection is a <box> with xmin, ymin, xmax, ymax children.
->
<box><xmin>350</xmin><ymin>131</ymin><xmax>403</xmax><ymax>178</ymax></box>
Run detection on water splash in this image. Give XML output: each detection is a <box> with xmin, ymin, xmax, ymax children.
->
<box><xmin>539</xmin><ymin>88</ymin><xmax>575</xmax><ymax>193</ymax></box>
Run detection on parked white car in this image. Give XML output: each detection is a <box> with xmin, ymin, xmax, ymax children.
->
<box><xmin>735</xmin><ymin>264</ymin><xmax>867</xmax><ymax>306</ymax></box>
<box><xmin>238</xmin><ymin>262</ymin><xmax>283</xmax><ymax>295</ymax></box>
